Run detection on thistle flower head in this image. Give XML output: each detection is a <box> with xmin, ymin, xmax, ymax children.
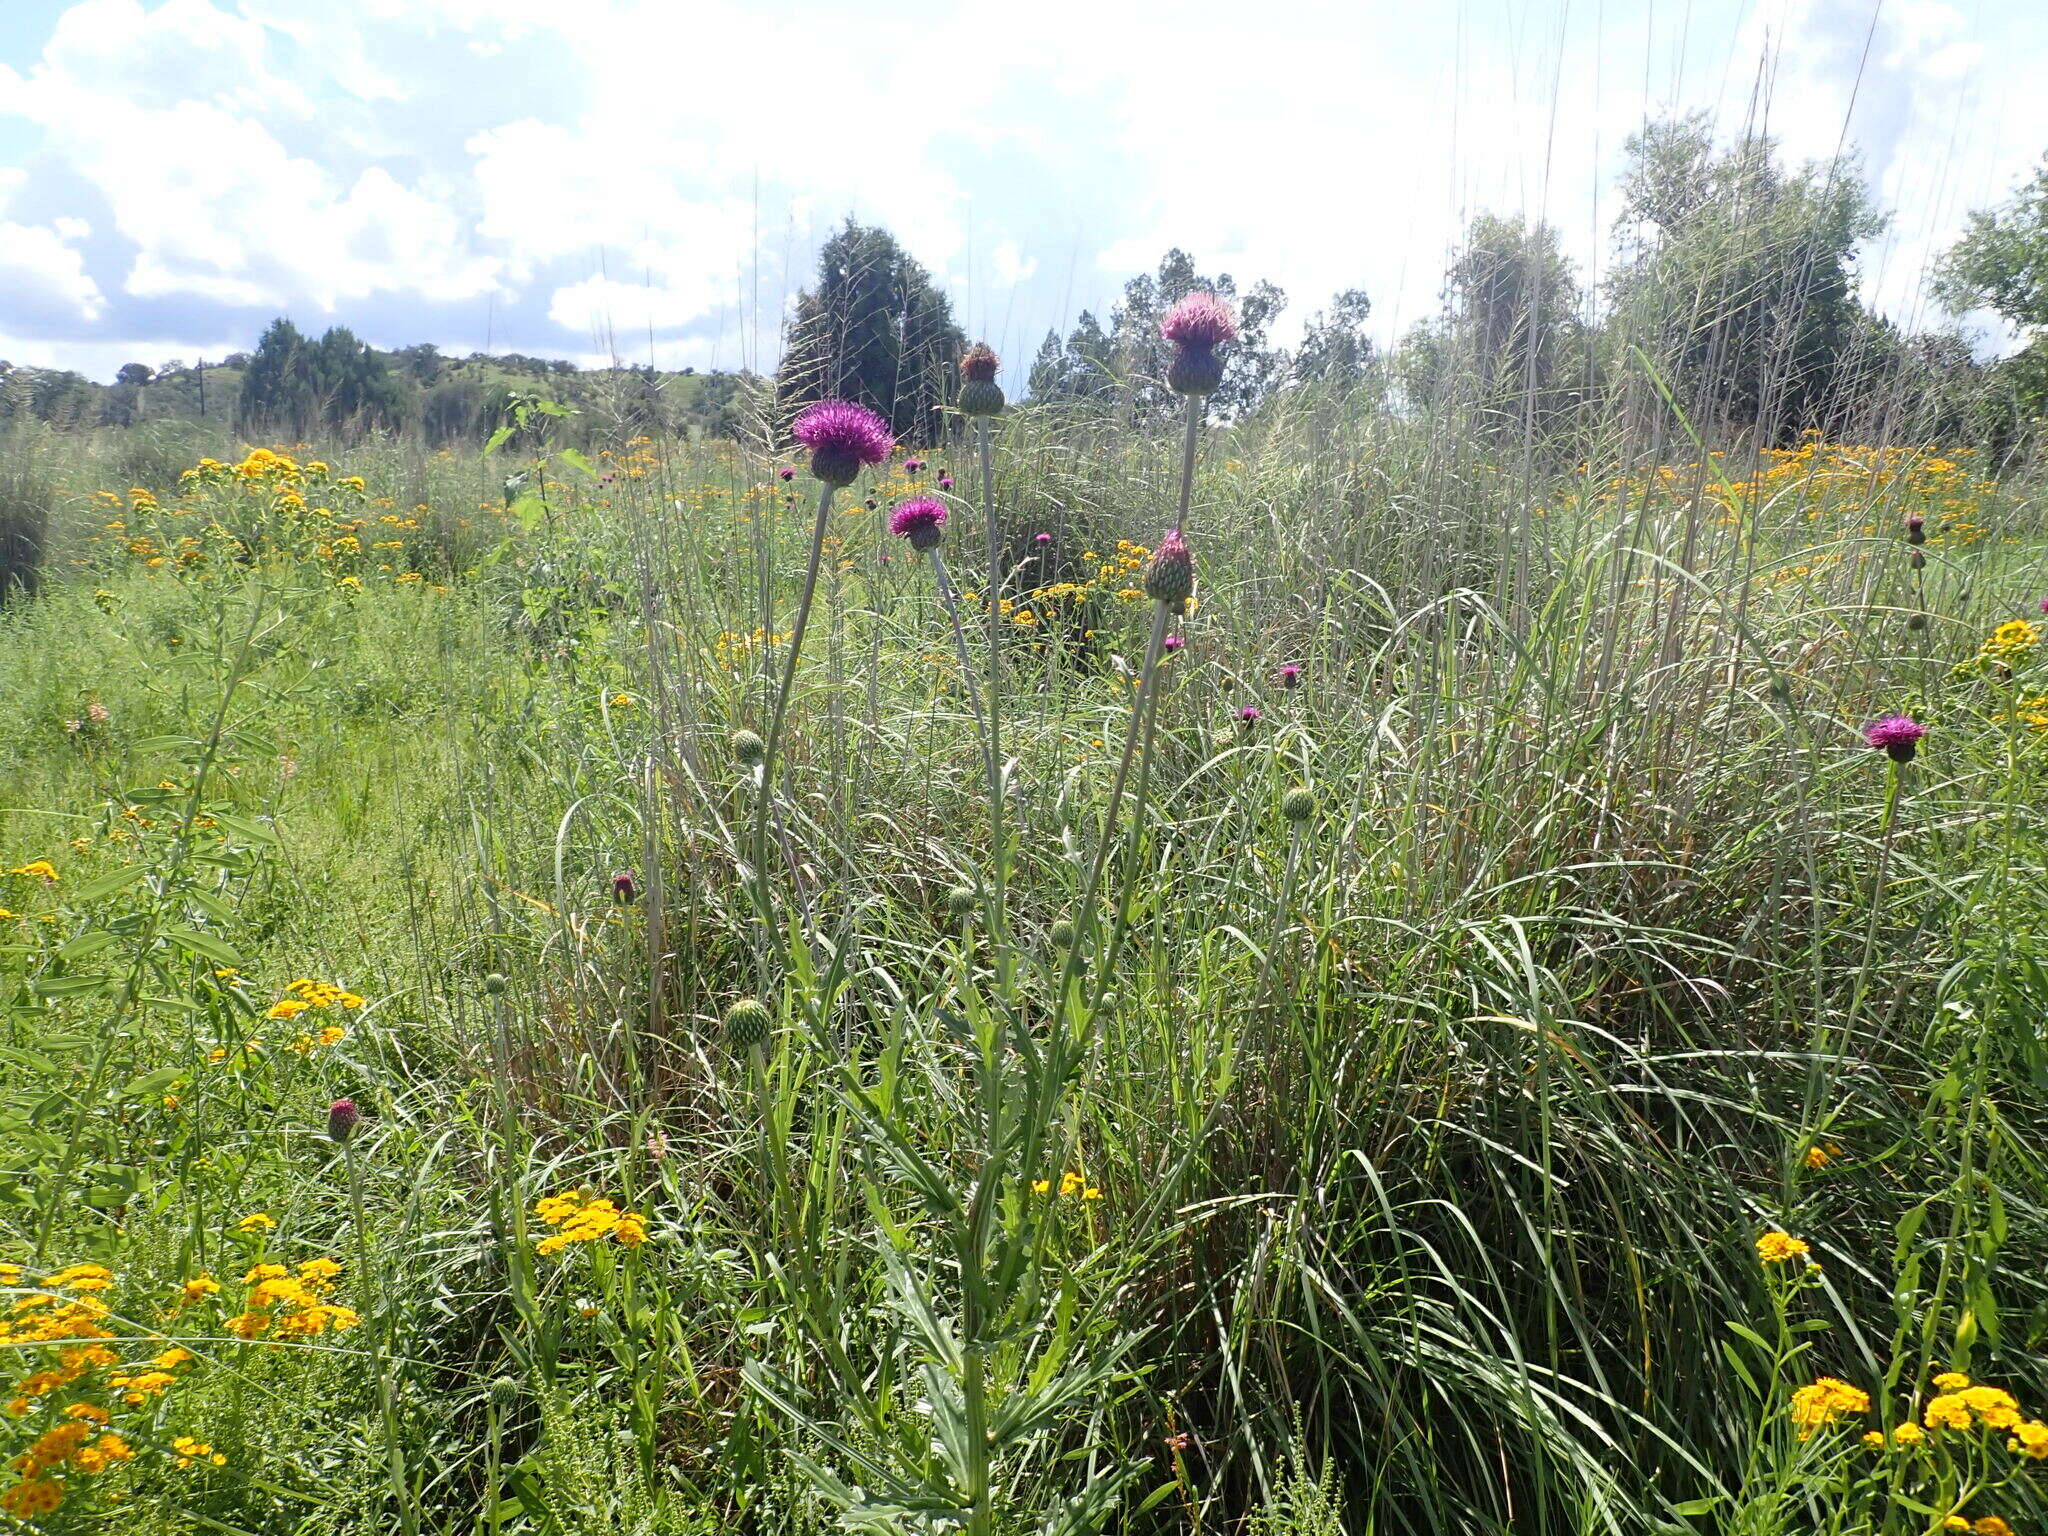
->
<box><xmin>792</xmin><ymin>399</ymin><xmax>894</xmax><ymax>486</ymax></box>
<box><xmin>958</xmin><ymin>342</ymin><xmax>1005</xmax><ymax>416</ymax></box>
<box><xmin>1035</xmin><ymin>532</ymin><xmax>1052</xmax><ymax>544</ymax></box>
<box><xmin>1160</xmin><ymin>292</ymin><xmax>1239</xmax><ymax>349</ymax></box>
<box><xmin>945</xmin><ymin>885</ymin><xmax>978</xmax><ymax>918</ymax></box>
<box><xmin>1142</xmin><ymin>528</ymin><xmax>1196</xmax><ymax>609</ymax></box>
<box><xmin>903</xmin><ymin>457</ymin><xmax>925</xmax><ymax>474</ymax></box>
<box><xmin>327</xmin><ymin>1098</ymin><xmax>360</xmax><ymax>1143</ymax></box>
<box><xmin>2039</xmin><ymin>596</ymin><xmax>2048</xmax><ymax>614</ymax></box>
<box><xmin>612</xmin><ymin>870</ymin><xmax>637</xmax><ymax>905</ymax></box>
<box><xmin>887</xmin><ymin>496</ymin><xmax>948</xmax><ymax>551</ymax></box>
<box><xmin>778</xmin><ymin>467</ymin><xmax>795</xmax><ymax>482</ymax></box>
<box><xmin>1281</xmin><ymin>786</ymin><xmax>1316</xmax><ymax>822</ymax></box>
<box><xmin>937</xmin><ymin>474</ymin><xmax>954</xmax><ymax>490</ymax></box>
<box><xmin>1162</xmin><ymin>634</ymin><xmax>1186</xmax><ymax>653</ymax></box>
<box><xmin>960</xmin><ymin>343</ymin><xmax>1000</xmax><ymax>383</ymax></box>
<box><xmin>730</xmin><ymin>729</ymin><xmax>766</xmax><ymax>766</ymax></box>
<box><xmin>1864</xmin><ymin>715</ymin><xmax>1926</xmax><ymax>762</ymax></box>
<box><xmin>1278</xmin><ymin>664</ymin><xmax>1302</xmax><ymax>689</ymax></box>
<box><xmin>1238</xmin><ymin>706</ymin><xmax>1261</xmax><ymax>725</ymax></box>
<box><xmin>722</xmin><ymin>997</ymin><xmax>771</xmax><ymax>1050</ymax></box>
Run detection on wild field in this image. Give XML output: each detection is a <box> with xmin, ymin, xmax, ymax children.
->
<box><xmin>1</xmin><ymin>345</ymin><xmax>2046</xmax><ymax>1536</ymax></box>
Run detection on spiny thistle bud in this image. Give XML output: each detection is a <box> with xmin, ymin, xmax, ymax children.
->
<box><xmin>1142</xmin><ymin>529</ymin><xmax>1196</xmax><ymax>610</ymax></box>
<box><xmin>1906</xmin><ymin>613</ymin><xmax>1927</xmax><ymax>630</ymax></box>
<box><xmin>488</xmin><ymin>1377</ymin><xmax>520</xmax><ymax>1410</ymax></box>
<box><xmin>1281</xmin><ymin>786</ymin><xmax>1316</xmax><ymax>823</ymax></box>
<box><xmin>946</xmin><ymin>885</ymin><xmax>978</xmax><ymax>919</ymax></box>
<box><xmin>959</xmin><ymin>344</ymin><xmax>1005</xmax><ymax>416</ymax></box>
<box><xmin>887</xmin><ymin>496</ymin><xmax>948</xmax><ymax>552</ymax></box>
<box><xmin>792</xmin><ymin>399</ymin><xmax>894</xmax><ymax>487</ymax></box>
<box><xmin>1906</xmin><ymin>515</ymin><xmax>1926</xmax><ymax>545</ymax></box>
<box><xmin>327</xmin><ymin>1098</ymin><xmax>360</xmax><ymax>1143</ymax></box>
<box><xmin>1048</xmin><ymin>919</ymin><xmax>1075</xmax><ymax>950</ymax></box>
<box><xmin>612</xmin><ymin>870</ymin><xmax>637</xmax><ymax>905</ymax></box>
<box><xmin>1909</xmin><ymin>549</ymin><xmax>1926</xmax><ymax>569</ymax></box>
<box><xmin>1160</xmin><ymin>292</ymin><xmax>1238</xmax><ymax>397</ymax></box>
<box><xmin>1864</xmin><ymin>715</ymin><xmax>1926</xmax><ymax>763</ymax></box>
<box><xmin>730</xmin><ymin>729</ymin><xmax>766</xmax><ymax>766</ymax></box>
<box><xmin>722</xmin><ymin>997</ymin><xmax>771</xmax><ymax>1049</ymax></box>
<box><xmin>483</xmin><ymin>972</ymin><xmax>508</xmax><ymax>996</ymax></box>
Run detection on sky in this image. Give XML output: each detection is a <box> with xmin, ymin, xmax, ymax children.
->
<box><xmin>0</xmin><ymin>0</ymin><xmax>2043</xmax><ymax>385</ymax></box>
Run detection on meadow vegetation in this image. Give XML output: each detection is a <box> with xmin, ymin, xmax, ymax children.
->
<box><xmin>2</xmin><ymin>125</ymin><xmax>2048</xmax><ymax>1536</ymax></box>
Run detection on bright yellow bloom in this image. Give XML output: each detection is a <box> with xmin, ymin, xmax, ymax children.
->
<box><xmin>8</xmin><ymin>860</ymin><xmax>58</xmax><ymax>881</ymax></box>
<box><xmin>2009</xmin><ymin>1420</ymin><xmax>2048</xmax><ymax>1459</ymax></box>
<box><xmin>1961</xmin><ymin>1386</ymin><xmax>2024</xmax><ymax>1429</ymax></box>
<box><xmin>236</xmin><ymin>1212</ymin><xmax>276</xmax><ymax>1233</ymax></box>
<box><xmin>1934</xmin><ymin>1372</ymin><xmax>1971</xmax><ymax>1391</ymax></box>
<box><xmin>266</xmin><ymin>999</ymin><xmax>311</xmax><ymax>1019</ymax></box>
<box><xmin>1974</xmin><ymin>1518</ymin><xmax>2014</xmax><ymax>1536</ymax></box>
<box><xmin>1791</xmin><ymin>1377</ymin><xmax>1870</xmax><ymax>1438</ymax></box>
<box><xmin>180</xmin><ymin>1275</ymin><xmax>221</xmax><ymax>1304</ymax></box>
<box><xmin>1756</xmin><ymin>1231</ymin><xmax>1810</xmax><ymax>1264</ymax></box>
<box><xmin>1892</xmin><ymin>1422</ymin><xmax>1925</xmax><ymax>1446</ymax></box>
<box><xmin>1926</xmin><ymin>1394</ymin><xmax>1975</xmax><ymax>1430</ymax></box>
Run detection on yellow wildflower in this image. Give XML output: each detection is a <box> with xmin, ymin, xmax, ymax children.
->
<box><xmin>236</xmin><ymin>1213</ymin><xmax>276</xmax><ymax>1234</ymax></box>
<box><xmin>1756</xmin><ymin>1231</ymin><xmax>1810</xmax><ymax>1264</ymax></box>
<box><xmin>1790</xmin><ymin>1377</ymin><xmax>1870</xmax><ymax>1438</ymax></box>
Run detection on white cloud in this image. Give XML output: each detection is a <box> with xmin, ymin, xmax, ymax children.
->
<box><xmin>0</xmin><ymin>219</ymin><xmax>104</xmax><ymax>321</ymax></box>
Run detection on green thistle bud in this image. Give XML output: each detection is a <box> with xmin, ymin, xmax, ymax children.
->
<box><xmin>1048</xmin><ymin>919</ymin><xmax>1075</xmax><ymax>950</ymax></box>
<box><xmin>1280</xmin><ymin>787</ymin><xmax>1316</xmax><ymax>823</ymax></box>
<box><xmin>959</xmin><ymin>344</ymin><xmax>1004</xmax><ymax>417</ymax></box>
<box><xmin>946</xmin><ymin>885</ymin><xmax>978</xmax><ymax>919</ymax></box>
<box><xmin>483</xmin><ymin>973</ymin><xmax>508</xmax><ymax>996</ymax></box>
<box><xmin>1142</xmin><ymin>529</ymin><xmax>1195</xmax><ymax>610</ymax></box>
<box><xmin>722</xmin><ymin>997</ymin><xmax>771</xmax><ymax>1049</ymax></box>
<box><xmin>730</xmin><ymin>729</ymin><xmax>766</xmax><ymax>766</ymax></box>
<box><xmin>488</xmin><ymin>1377</ymin><xmax>519</xmax><ymax>1410</ymax></box>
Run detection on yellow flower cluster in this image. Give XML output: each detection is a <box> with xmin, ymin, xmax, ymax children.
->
<box><xmin>1956</xmin><ymin>618</ymin><xmax>2043</xmax><ymax>683</ymax></box>
<box><xmin>712</xmin><ymin>628</ymin><xmax>787</xmax><ymax>668</ymax></box>
<box><xmin>1755</xmin><ymin>1231</ymin><xmax>1810</xmax><ymax>1264</ymax></box>
<box><xmin>265</xmin><ymin>978</ymin><xmax>365</xmax><ymax>1051</ymax></box>
<box><xmin>1030</xmin><ymin>1171</ymin><xmax>1103</xmax><ymax>1200</ymax></box>
<box><xmin>7</xmin><ymin>861</ymin><xmax>57</xmax><ymax>883</ymax></box>
<box><xmin>222</xmin><ymin>1258</ymin><xmax>358</xmax><ymax>1341</ymax></box>
<box><xmin>0</xmin><ymin>1261</ymin><xmax>205</xmax><ymax>1519</ymax></box>
<box><xmin>1790</xmin><ymin>1376</ymin><xmax>1871</xmax><ymax>1438</ymax></box>
<box><xmin>1926</xmin><ymin>1380</ymin><xmax>2024</xmax><ymax>1433</ymax></box>
<box><xmin>532</xmin><ymin>1189</ymin><xmax>651</xmax><ymax>1256</ymax></box>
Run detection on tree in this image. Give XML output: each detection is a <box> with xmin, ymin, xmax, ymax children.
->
<box><xmin>114</xmin><ymin>362</ymin><xmax>154</xmax><ymax>387</ymax></box>
<box><xmin>1103</xmin><ymin>250</ymin><xmax>1287</xmax><ymax>424</ymax></box>
<box><xmin>1605</xmin><ymin>114</ymin><xmax>1886</xmax><ymax>438</ymax></box>
<box><xmin>238</xmin><ymin>320</ymin><xmax>402</xmax><ymax>434</ymax></box>
<box><xmin>1292</xmin><ymin>289</ymin><xmax>1375</xmax><ymax>388</ymax></box>
<box><xmin>1027</xmin><ymin>311</ymin><xmax>1117</xmax><ymax>406</ymax></box>
<box><xmin>776</xmin><ymin>219</ymin><xmax>965</xmax><ymax>445</ymax></box>
<box><xmin>1935</xmin><ymin>156</ymin><xmax>2048</xmax><ymax>435</ymax></box>
<box><xmin>237</xmin><ymin>318</ymin><xmax>315</xmax><ymax>434</ymax></box>
<box><xmin>1936</xmin><ymin>157</ymin><xmax>2048</xmax><ymax>332</ymax></box>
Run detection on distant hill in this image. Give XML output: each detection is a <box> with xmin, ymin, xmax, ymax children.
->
<box><xmin>0</xmin><ymin>341</ymin><xmax>761</xmax><ymax>445</ymax></box>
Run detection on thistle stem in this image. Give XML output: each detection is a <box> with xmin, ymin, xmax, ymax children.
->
<box><xmin>747</xmin><ymin>478</ymin><xmax>837</xmax><ymax>959</ymax></box>
<box><xmin>976</xmin><ymin>418</ymin><xmax>1011</xmax><ymax>951</ymax></box>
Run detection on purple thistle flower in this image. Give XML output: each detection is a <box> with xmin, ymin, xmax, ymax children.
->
<box><xmin>1906</xmin><ymin>514</ymin><xmax>1926</xmax><ymax>545</ymax></box>
<box><xmin>1278</xmin><ymin>664</ymin><xmax>1302</xmax><ymax>689</ymax></box>
<box><xmin>1162</xmin><ymin>634</ymin><xmax>1186</xmax><ymax>653</ymax></box>
<box><xmin>1237</xmin><ymin>706</ymin><xmax>1261</xmax><ymax>726</ymax></box>
<box><xmin>938</xmin><ymin>474</ymin><xmax>954</xmax><ymax>490</ymax></box>
<box><xmin>612</xmin><ymin>869</ymin><xmax>637</xmax><ymax>905</ymax></box>
<box><xmin>888</xmin><ymin>495</ymin><xmax>948</xmax><ymax>551</ymax></box>
<box><xmin>792</xmin><ymin>400</ymin><xmax>894</xmax><ymax>486</ymax></box>
<box><xmin>1160</xmin><ymin>292</ymin><xmax>1240</xmax><ymax>349</ymax></box>
<box><xmin>2039</xmin><ymin>596</ymin><xmax>2048</xmax><ymax>614</ymax></box>
<box><xmin>903</xmin><ymin>457</ymin><xmax>925</xmax><ymax>474</ymax></box>
<box><xmin>328</xmin><ymin>1098</ymin><xmax>361</xmax><ymax>1143</ymax></box>
<box><xmin>1864</xmin><ymin>715</ymin><xmax>1927</xmax><ymax>763</ymax></box>
<box><xmin>778</xmin><ymin>467</ymin><xmax>796</xmax><ymax>482</ymax></box>
<box><xmin>1035</xmin><ymin>532</ymin><xmax>1052</xmax><ymax>544</ymax></box>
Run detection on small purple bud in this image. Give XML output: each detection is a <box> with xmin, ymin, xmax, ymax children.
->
<box><xmin>328</xmin><ymin>1098</ymin><xmax>360</xmax><ymax>1143</ymax></box>
<box><xmin>613</xmin><ymin>870</ymin><xmax>637</xmax><ymax>905</ymax></box>
<box><xmin>1278</xmin><ymin>664</ymin><xmax>1302</xmax><ymax>689</ymax></box>
<box><xmin>1162</xmin><ymin>635</ymin><xmax>1186</xmax><ymax>653</ymax></box>
<box><xmin>1238</xmin><ymin>706</ymin><xmax>1261</xmax><ymax>726</ymax></box>
<box><xmin>779</xmin><ymin>467</ymin><xmax>796</xmax><ymax>482</ymax></box>
<box><xmin>938</xmin><ymin>475</ymin><xmax>954</xmax><ymax>491</ymax></box>
<box><xmin>1035</xmin><ymin>532</ymin><xmax>1051</xmax><ymax>544</ymax></box>
<box><xmin>903</xmin><ymin>457</ymin><xmax>925</xmax><ymax>474</ymax></box>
